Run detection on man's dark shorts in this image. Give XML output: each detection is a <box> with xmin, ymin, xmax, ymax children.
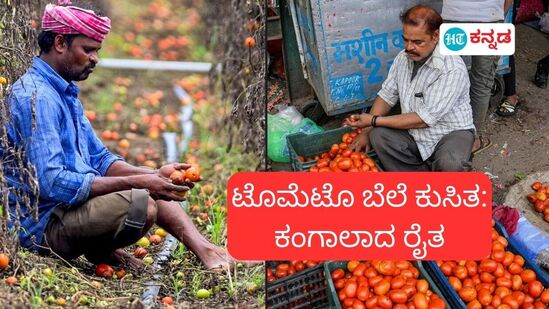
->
<box><xmin>41</xmin><ymin>189</ymin><xmax>149</xmax><ymax>261</ymax></box>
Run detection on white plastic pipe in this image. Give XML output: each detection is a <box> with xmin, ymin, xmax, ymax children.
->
<box><xmin>98</xmin><ymin>58</ymin><xmax>213</xmax><ymax>73</ymax></box>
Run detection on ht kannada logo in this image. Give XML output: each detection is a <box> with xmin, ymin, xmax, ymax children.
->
<box><xmin>444</xmin><ymin>27</ymin><xmax>467</xmax><ymax>51</ymax></box>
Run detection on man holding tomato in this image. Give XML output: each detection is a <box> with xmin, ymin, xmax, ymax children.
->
<box><xmin>4</xmin><ymin>3</ymin><xmax>243</xmax><ymax>272</ymax></box>
<box><xmin>346</xmin><ymin>5</ymin><xmax>475</xmax><ymax>171</ymax></box>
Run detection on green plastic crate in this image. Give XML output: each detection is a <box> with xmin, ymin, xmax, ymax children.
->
<box><xmin>324</xmin><ymin>261</ymin><xmax>450</xmax><ymax>309</ymax></box>
<box><xmin>287</xmin><ymin>127</ymin><xmax>382</xmax><ymax>172</ymax></box>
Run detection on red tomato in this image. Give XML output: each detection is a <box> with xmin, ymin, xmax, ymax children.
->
<box><xmin>377</xmin><ymin>261</ymin><xmax>397</xmax><ymax>276</ymax></box>
<box><xmin>353</xmin><ymin>264</ymin><xmax>367</xmax><ymax>277</ymax></box>
<box><xmin>373</xmin><ymin>279</ymin><xmax>391</xmax><ymax>295</ymax></box>
<box><xmin>492</xmin><ymin>294</ymin><xmax>502</xmax><ymax>307</ymax></box>
<box><xmin>496</xmin><ymin>277</ymin><xmax>512</xmax><ymax>289</ymax></box>
<box><xmin>365</xmin><ymin>296</ymin><xmax>378</xmax><ymax>308</ymax></box>
<box><xmin>338</xmin><ymin>289</ymin><xmax>347</xmax><ymax>301</ymax></box>
<box><xmin>526</xmin><ymin>281</ymin><xmax>543</xmax><ymax>298</ymax></box>
<box><xmin>275</xmin><ymin>270</ymin><xmax>287</xmax><ymax>278</ymax></box>
<box><xmin>453</xmin><ymin>265</ymin><xmax>468</xmax><ymax>280</ymax></box>
<box><xmin>377</xmin><ymin>295</ymin><xmax>392</xmax><ymax>309</ymax></box>
<box><xmin>352</xmin><ymin>299</ymin><xmax>366</xmax><ymax>309</ymax></box>
<box><xmin>416</xmin><ymin>279</ymin><xmax>429</xmax><ymax>293</ymax></box>
<box><xmin>540</xmin><ymin>289</ymin><xmax>549</xmax><ymax>304</ymax></box>
<box><xmin>480</xmin><ymin>259</ymin><xmax>498</xmax><ymax>273</ymax></box>
<box><xmin>429</xmin><ymin>297</ymin><xmax>446</xmax><ymax>309</ymax></box>
<box><xmin>402</xmin><ymin>284</ymin><xmax>417</xmax><ymax>298</ymax></box>
<box><xmin>495</xmin><ymin>287</ymin><xmax>511</xmax><ymax>299</ymax></box>
<box><xmin>332</xmin><ymin>269</ymin><xmax>345</xmax><ymax>280</ymax></box>
<box><xmin>513</xmin><ymin>255</ymin><xmax>525</xmax><ymax>267</ymax></box>
<box><xmin>277</xmin><ymin>263</ymin><xmax>289</xmax><ymax>271</ymax></box>
<box><xmin>345</xmin><ymin>281</ymin><xmax>358</xmax><ymax>298</ymax></box>
<box><xmin>492</xmin><ymin>250</ymin><xmax>505</xmax><ymax>262</ymax></box>
<box><xmin>388</xmin><ymin>289</ymin><xmax>407</xmax><ymax>304</ymax></box>
<box><xmin>481</xmin><ymin>271</ymin><xmax>496</xmax><ymax>283</ymax></box>
<box><xmin>335</xmin><ymin>278</ymin><xmax>346</xmax><ymax>290</ymax></box>
<box><xmin>350</xmin><ymin>152</ymin><xmax>362</xmax><ymax>161</ymax></box>
<box><xmin>344</xmin><ymin>297</ymin><xmax>356</xmax><ymax>307</ymax></box>
<box><xmin>502</xmin><ymin>294</ymin><xmax>519</xmax><ymax>309</ymax></box>
<box><xmin>347</xmin><ymin>260</ymin><xmax>360</xmax><ymax>272</ymax></box>
<box><xmin>478</xmin><ymin>288</ymin><xmax>493</xmax><ymax>306</ymax></box>
<box><xmin>465</xmin><ymin>261</ymin><xmax>478</xmax><ymax>277</ymax></box>
<box><xmin>508</xmin><ymin>263</ymin><xmax>522</xmax><ymax>275</ymax></box>
<box><xmin>342</xmin><ymin>149</ymin><xmax>353</xmax><ymax>158</ymax></box>
<box><xmin>439</xmin><ymin>262</ymin><xmax>453</xmax><ymax>276</ymax></box>
<box><xmin>520</xmin><ymin>269</ymin><xmax>536</xmax><ymax>283</ymax></box>
<box><xmin>391</xmin><ymin>276</ymin><xmax>406</xmax><ymax>289</ymax></box>
<box><xmin>502</xmin><ymin>252</ymin><xmax>514</xmax><ymax>266</ymax></box>
<box><xmin>511</xmin><ymin>275</ymin><xmax>522</xmax><ymax>291</ymax></box>
<box><xmin>413</xmin><ymin>293</ymin><xmax>428</xmax><ymax>309</ymax></box>
<box><xmin>458</xmin><ymin>287</ymin><xmax>477</xmax><ymax>302</ymax></box>
<box><xmin>467</xmin><ymin>300</ymin><xmax>482</xmax><ymax>309</ymax></box>
<box><xmin>448</xmin><ymin>276</ymin><xmax>462</xmax><ymax>291</ymax></box>
<box><xmin>356</xmin><ymin>285</ymin><xmax>370</xmax><ymax>301</ymax></box>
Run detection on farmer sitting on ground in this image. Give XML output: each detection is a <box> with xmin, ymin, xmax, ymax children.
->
<box><xmin>5</xmin><ymin>3</ymin><xmax>239</xmax><ymax>271</ymax></box>
<box><xmin>346</xmin><ymin>5</ymin><xmax>475</xmax><ymax>171</ymax></box>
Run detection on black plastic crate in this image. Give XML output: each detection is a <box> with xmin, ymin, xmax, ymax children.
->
<box><xmin>266</xmin><ymin>263</ymin><xmax>330</xmax><ymax>309</ymax></box>
<box><xmin>286</xmin><ymin>127</ymin><xmax>382</xmax><ymax>172</ymax></box>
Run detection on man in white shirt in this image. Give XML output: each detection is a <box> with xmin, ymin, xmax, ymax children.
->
<box><xmin>347</xmin><ymin>5</ymin><xmax>475</xmax><ymax>171</ymax></box>
<box><xmin>442</xmin><ymin>0</ymin><xmax>507</xmax><ymax>154</ymax></box>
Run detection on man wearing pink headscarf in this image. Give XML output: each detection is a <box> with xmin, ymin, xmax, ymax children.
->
<box><xmin>6</xmin><ymin>2</ymin><xmax>250</xmax><ymax>272</ymax></box>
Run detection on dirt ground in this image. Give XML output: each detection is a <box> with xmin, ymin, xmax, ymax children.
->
<box><xmin>474</xmin><ymin>25</ymin><xmax>549</xmax><ymax>204</ymax></box>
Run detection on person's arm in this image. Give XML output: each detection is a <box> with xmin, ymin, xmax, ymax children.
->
<box><xmin>349</xmin><ymin>65</ymin><xmax>470</xmax><ymax>130</ymax></box>
<box><xmin>105</xmin><ymin>160</ymin><xmax>157</xmax><ymax>176</ymax></box>
<box><xmin>378</xmin><ymin>113</ymin><xmax>427</xmax><ymax>128</ymax></box>
<box><xmin>88</xmin><ymin>173</ymin><xmax>188</xmax><ymax>201</ymax></box>
<box><xmin>14</xmin><ymin>95</ymin><xmax>94</xmax><ymax>206</ymax></box>
<box><xmin>504</xmin><ymin>0</ymin><xmax>513</xmax><ymax>15</ymax></box>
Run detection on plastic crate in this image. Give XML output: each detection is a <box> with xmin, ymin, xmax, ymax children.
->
<box><xmin>286</xmin><ymin>127</ymin><xmax>382</xmax><ymax>172</ymax></box>
<box><xmin>423</xmin><ymin>219</ymin><xmax>549</xmax><ymax>309</ymax></box>
<box><xmin>266</xmin><ymin>263</ymin><xmax>330</xmax><ymax>309</ymax></box>
<box><xmin>324</xmin><ymin>261</ymin><xmax>450</xmax><ymax>309</ymax></box>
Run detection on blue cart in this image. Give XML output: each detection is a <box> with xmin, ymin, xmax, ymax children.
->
<box><xmin>272</xmin><ymin>0</ymin><xmax>512</xmax><ymax>118</ymax></box>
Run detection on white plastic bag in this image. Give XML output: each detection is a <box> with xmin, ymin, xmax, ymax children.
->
<box><xmin>538</xmin><ymin>12</ymin><xmax>549</xmax><ymax>33</ymax></box>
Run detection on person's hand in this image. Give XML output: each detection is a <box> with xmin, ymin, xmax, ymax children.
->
<box><xmin>158</xmin><ymin>163</ymin><xmax>202</xmax><ymax>186</ymax></box>
<box><xmin>137</xmin><ymin>173</ymin><xmax>190</xmax><ymax>201</ymax></box>
<box><xmin>350</xmin><ymin>130</ymin><xmax>372</xmax><ymax>153</ymax></box>
<box><xmin>158</xmin><ymin>163</ymin><xmax>191</xmax><ymax>178</ymax></box>
<box><xmin>343</xmin><ymin>113</ymin><xmax>373</xmax><ymax>129</ymax></box>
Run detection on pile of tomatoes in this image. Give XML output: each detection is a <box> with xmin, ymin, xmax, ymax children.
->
<box><xmin>299</xmin><ymin>129</ymin><xmax>380</xmax><ymax>173</ymax></box>
<box><xmin>266</xmin><ymin>260</ymin><xmax>323</xmax><ymax>283</ymax></box>
<box><xmin>526</xmin><ymin>181</ymin><xmax>549</xmax><ymax>222</ymax></box>
<box><xmin>436</xmin><ymin>222</ymin><xmax>548</xmax><ymax>308</ymax></box>
<box><xmin>331</xmin><ymin>260</ymin><xmax>446</xmax><ymax>309</ymax></box>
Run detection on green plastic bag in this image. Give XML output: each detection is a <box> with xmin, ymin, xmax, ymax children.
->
<box><xmin>267</xmin><ymin>114</ymin><xmax>323</xmax><ymax>163</ymax></box>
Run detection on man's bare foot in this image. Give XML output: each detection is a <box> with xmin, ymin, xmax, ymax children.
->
<box><xmin>200</xmin><ymin>246</ymin><xmax>262</xmax><ymax>272</ymax></box>
<box><xmin>111</xmin><ymin>249</ymin><xmax>146</xmax><ymax>273</ymax></box>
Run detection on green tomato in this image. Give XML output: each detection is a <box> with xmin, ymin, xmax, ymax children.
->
<box><xmin>136</xmin><ymin>237</ymin><xmax>150</xmax><ymax>247</ymax></box>
<box><xmin>43</xmin><ymin>268</ymin><xmax>53</xmax><ymax>276</ymax></box>
<box><xmin>143</xmin><ymin>256</ymin><xmax>154</xmax><ymax>265</ymax></box>
<box><xmin>196</xmin><ymin>288</ymin><xmax>211</xmax><ymax>299</ymax></box>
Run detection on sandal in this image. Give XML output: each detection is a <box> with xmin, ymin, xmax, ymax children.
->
<box><xmin>472</xmin><ymin>135</ymin><xmax>492</xmax><ymax>155</ymax></box>
<box><xmin>495</xmin><ymin>99</ymin><xmax>521</xmax><ymax>117</ymax></box>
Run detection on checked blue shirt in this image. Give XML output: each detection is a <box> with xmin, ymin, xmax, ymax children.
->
<box><xmin>4</xmin><ymin>57</ymin><xmax>121</xmax><ymax>250</ymax></box>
